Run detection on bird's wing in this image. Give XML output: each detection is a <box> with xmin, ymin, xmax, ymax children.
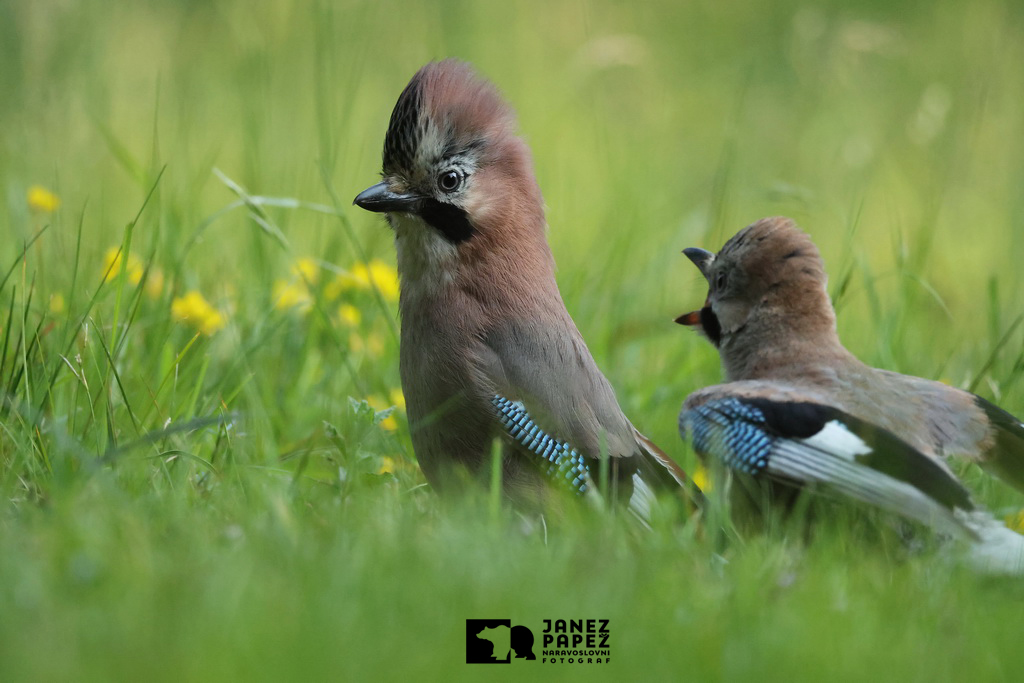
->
<box><xmin>480</xmin><ymin>318</ymin><xmax>640</xmax><ymax>461</ymax></box>
<box><xmin>681</xmin><ymin>383</ymin><xmax>976</xmax><ymax>537</ymax></box>
<box><xmin>490</xmin><ymin>394</ymin><xmax>701</xmax><ymax>518</ymax></box>
<box><xmin>491</xmin><ymin>394</ymin><xmax>591</xmax><ymax>495</ymax></box>
<box><xmin>972</xmin><ymin>395</ymin><xmax>1024</xmax><ymax>494</ymax></box>
<box><xmin>479</xmin><ymin>316</ymin><xmax>700</xmax><ymax>506</ymax></box>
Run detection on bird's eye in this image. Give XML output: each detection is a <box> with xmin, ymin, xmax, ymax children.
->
<box><xmin>438</xmin><ymin>170</ymin><xmax>462</xmax><ymax>193</ymax></box>
<box><xmin>715</xmin><ymin>271</ymin><xmax>728</xmax><ymax>291</ymax></box>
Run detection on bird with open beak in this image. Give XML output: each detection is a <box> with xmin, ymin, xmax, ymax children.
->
<box><xmin>354</xmin><ymin>60</ymin><xmax>700</xmax><ymax>509</ymax></box>
<box><xmin>676</xmin><ymin>216</ymin><xmax>1024</xmax><ymax>571</ymax></box>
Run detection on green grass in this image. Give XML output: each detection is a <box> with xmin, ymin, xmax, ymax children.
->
<box><xmin>3</xmin><ymin>0</ymin><xmax>1024</xmax><ymax>680</ymax></box>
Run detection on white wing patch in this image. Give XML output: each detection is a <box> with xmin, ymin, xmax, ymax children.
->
<box><xmin>798</xmin><ymin>420</ymin><xmax>872</xmax><ymax>460</ymax></box>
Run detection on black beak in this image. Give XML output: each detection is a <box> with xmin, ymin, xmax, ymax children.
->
<box><xmin>353</xmin><ymin>182</ymin><xmax>422</xmax><ymax>214</ymax></box>
<box><xmin>683</xmin><ymin>247</ymin><xmax>715</xmax><ymax>281</ymax></box>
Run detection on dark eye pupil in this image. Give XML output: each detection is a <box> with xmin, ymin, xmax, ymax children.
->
<box><xmin>439</xmin><ymin>171</ymin><xmax>460</xmax><ymax>192</ymax></box>
<box><xmin>716</xmin><ymin>273</ymin><xmax>727</xmax><ymax>290</ymax></box>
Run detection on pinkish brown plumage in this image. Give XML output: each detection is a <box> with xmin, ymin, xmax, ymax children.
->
<box><xmin>355</xmin><ymin>60</ymin><xmax>698</xmax><ymax>507</ymax></box>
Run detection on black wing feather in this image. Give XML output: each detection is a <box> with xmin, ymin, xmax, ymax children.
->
<box><xmin>973</xmin><ymin>395</ymin><xmax>1024</xmax><ymax>494</ymax></box>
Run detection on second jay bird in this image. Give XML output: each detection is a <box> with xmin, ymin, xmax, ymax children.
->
<box><xmin>676</xmin><ymin>216</ymin><xmax>1024</xmax><ymax>569</ymax></box>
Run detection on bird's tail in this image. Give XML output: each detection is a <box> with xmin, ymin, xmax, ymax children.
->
<box><xmin>974</xmin><ymin>396</ymin><xmax>1024</xmax><ymax>495</ymax></box>
<box><xmin>633</xmin><ymin>428</ymin><xmax>706</xmax><ymax>510</ymax></box>
<box><xmin>957</xmin><ymin>509</ymin><xmax>1024</xmax><ymax>574</ymax></box>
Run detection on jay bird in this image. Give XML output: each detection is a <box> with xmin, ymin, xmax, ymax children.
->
<box><xmin>353</xmin><ymin>60</ymin><xmax>699</xmax><ymax>507</ymax></box>
<box><xmin>677</xmin><ymin>216</ymin><xmax>1024</xmax><ymax>570</ymax></box>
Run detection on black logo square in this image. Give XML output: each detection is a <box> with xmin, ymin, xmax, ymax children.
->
<box><xmin>466</xmin><ymin>619</ymin><xmax>511</xmax><ymax>663</ymax></box>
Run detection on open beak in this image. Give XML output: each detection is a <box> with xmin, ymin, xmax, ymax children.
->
<box><xmin>683</xmin><ymin>247</ymin><xmax>715</xmax><ymax>281</ymax></box>
<box><xmin>675</xmin><ymin>247</ymin><xmax>715</xmax><ymax>327</ymax></box>
<box><xmin>353</xmin><ymin>182</ymin><xmax>422</xmax><ymax>214</ymax></box>
<box><xmin>674</xmin><ymin>308</ymin><xmax>704</xmax><ymax>326</ymax></box>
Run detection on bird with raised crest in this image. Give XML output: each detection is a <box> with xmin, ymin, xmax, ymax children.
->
<box><xmin>353</xmin><ymin>60</ymin><xmax>700</xmax><ymax>509</ymax></box>
<box><xmin>676</xmin><ymin>216</ymin><xmax>1024</xmax><ymax>571</ymax></box>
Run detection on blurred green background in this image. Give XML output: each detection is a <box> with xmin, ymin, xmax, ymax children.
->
<box><xmin>2</xmin><ymin>0</ymin><xmax>1024</xmax><ymax>680</ymax></box>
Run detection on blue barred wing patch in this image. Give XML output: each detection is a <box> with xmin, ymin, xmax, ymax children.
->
<box><xmin>686</xmin><ymin>398</ymin><xmax>772</xmax><ymax>475</ymax></box>
<box><xmin>492</xmin><ymin>395</ymin><xmax>590</xmax><ymax>495</ymax></box>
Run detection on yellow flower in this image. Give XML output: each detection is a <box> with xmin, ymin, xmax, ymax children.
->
<box><xmin>367</xmin><ymin>395</ymin><xmax>398</xmax><ymax>431</ymax></box>
<box><xmin>49</xmin><ymin>293</ymin><xmax>65</xmax><ymax>314</ymax></box>
<box><xmin>325</xmin><ymin>259</ymin><xmax>399</xmax><ymax>302</ymax></box>
<box><xmin>102</xmin><ymin>247</ymin><xmax>145</xmax><ymax>285</ymax></box>
<box><xmin>171</xmin><ymin>291</ymin><xmax>227</xmax><ymax>336</ymax></box>
<box><xmin>1006</xmin><ymin>510</ymin><xmax>1024</xmax><ymax>534</ymax></box>
<box><xmin>27</xmin><ymin>185</ymin><xmax>61</xmax><ymax>213</ymax></box>
<box><xmin>360</xmin><ymin>259</ymin><xmax>400</xmax><ymax>301</ymax></box>
<box><xmin>291</xmin><ymin>257</ymin><xmax>320</xmax><ymax>285</ymax></box>
<box><xmin>101</xmin><ymin>247</ymin><xmax>164</xmax><ymax>298</ymax></box>
<box><xmin>272</xmin><ymin>279</ymin><xmax>312</xmax><ymax>312</ymax></box>
<box><xmin>388</xmin><ymin>388</ymin><xmax>406</xmax><ymax>412</ymax></box>
<box><xmin>201</xmin><ymin>312</ymin><xmax>226</xmax><ymax>335</ymax></box>
<box><xmin>338</xmin><ymin>303</ymin><xmax>361</xmax><ymax>326</ymax></box>
<box><xmin>377</xmin><ymin>456</ymin><xmax>396</xmax><ymax>475</ymax></box>
<box><xmin>692</xmin><ymin>464</ymin><xmax>712</xmax><ymax>493</ymax></box>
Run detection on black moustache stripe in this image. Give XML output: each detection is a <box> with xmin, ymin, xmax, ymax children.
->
<box><xmin>419</xmin><ymin>199</ymin><xmax>476</xmax><ymax>244</ymax></box>
<box><xmin>700</xmin><ymin>306</ymin><xmax>722</xmax><ymax>347</ymax></box>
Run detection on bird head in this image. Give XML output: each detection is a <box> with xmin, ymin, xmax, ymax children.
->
<box><xmin>354</xmin><ymin>60</ymin><xmax>545</xmax><ymax>259</ymax></box>
<box><xmin>676</xmin><ymin>217</ymin><xmax>836</xmax><ymax>352</ymax></box>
